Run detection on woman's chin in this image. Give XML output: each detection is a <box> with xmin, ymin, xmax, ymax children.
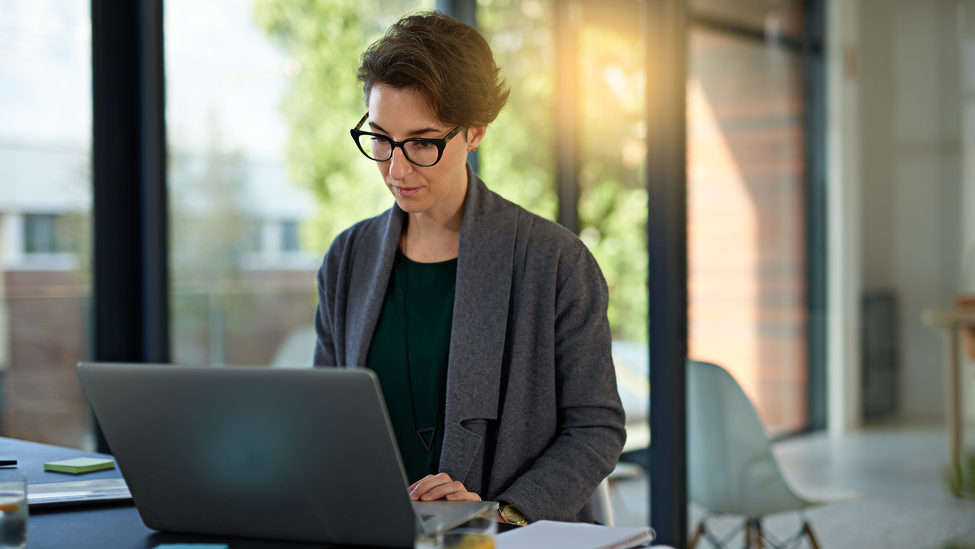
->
<box><xmin>392</xmin><ymin>194</ymin><xmax>428</xmax><ymax>214</ymax></box>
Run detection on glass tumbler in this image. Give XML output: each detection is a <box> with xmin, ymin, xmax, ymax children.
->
<box><xmin>416</xmin><ymin>505</ymin><xmax>497</xmax><ymax>549</ymax></box>
<box><xmin>0</xmin><ymin>475</ymin><xmax>27</xmax><ymax>549</ymax></box>
<box><xmin>441</xmin><ymin>507</ymin><xmax>496</xmax><ymax>549</ymax></box>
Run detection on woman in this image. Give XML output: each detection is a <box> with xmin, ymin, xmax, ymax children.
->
<box><xmin>314</xmin><ymin>11</ymin><xmax>625</xmax><ymax>524</ymax></box>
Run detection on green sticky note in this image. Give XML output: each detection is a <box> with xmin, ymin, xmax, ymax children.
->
<box><xmin>43</xmin><ymin>457</ymin><xmax>116</xmax><ymax>475</ymax></box>
<box><xmin>155</xmin><ymin>545</ymin><xmax>229</xmax><ymax>549</ymax></box>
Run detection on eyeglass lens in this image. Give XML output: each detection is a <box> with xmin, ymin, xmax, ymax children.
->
<box><xmin>356</xmin><ymin>134</ymin><xmax>440</xmax><ymax>166</ymax></box>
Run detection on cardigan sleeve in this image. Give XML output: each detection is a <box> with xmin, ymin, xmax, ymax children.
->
<box><xmin>314</xmin><ymin>229</ymin><xmax>351</xmax><ymax>367</ymax></box>
<box><xmin>313</xmin><ymin>258</ymin><xmax>336</xmax><ymax>366</ymax></box>
<box><xmin>494</xmin><ymin>248</ymin><xmax>627</xmax><ymax>522</ymax></box>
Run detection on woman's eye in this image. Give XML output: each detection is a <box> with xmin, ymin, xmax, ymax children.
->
<box><xmin>414</xmin><ymin>141</ymin><xmax>434</xmax><ymax>149</ymax></box>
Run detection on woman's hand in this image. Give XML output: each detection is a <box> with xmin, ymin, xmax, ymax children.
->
<box><xmin>409</xmin><ymin>473</ymin><xmax>481</xmax><ymax>502</ymax></box>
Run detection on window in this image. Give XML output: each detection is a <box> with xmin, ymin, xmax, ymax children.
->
<box><xmin>0</xmin><ymin>0</ymin><xmax>93</xmax><ymax>448</ymax></box>
<box><xmin>166</xmin><ymin>0</ymin><xmax>430</xmax><ymax>367</ymax></box>
<box><xmin>687</xmin><ymin>1</ymin><xmax>810</xmax><ymax>434</ymax></box>
<box><xmin>281</xmin><ymin>221</ymin><xmax>300</xmax><ymax>253</ymax></box>
<box><xmin>23</xmin><ymin>214</ymin><xmax>77</xmax><ymax>254</ymax></box>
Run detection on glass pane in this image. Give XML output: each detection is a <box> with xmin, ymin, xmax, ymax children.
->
<box><xmin>577</xmin><ymin>21</ymin><xmax>650</xmax><ymax>528</ymax></box>
<box><xmin>166</xmin><ymin>0</ymin><xmax>317</xmax><ymax>367</ymax></box>
<box><xmin>0</xmin><ymin>0</ymin><xmax>93</xmax><ymax>448</ymax></box>
<box><xmin>480</xmin><ymin>0</ymin><xmax>650</xmax><ymax>528</ymax></box>
<box><xmin>691</xmin><ymin>0</ymin><xmax>803</xmax><ymax>39</ymax></box>
<box><xmin>477</xmin><ymin>0</ymin><xmax>558</xmax><ymax>219</ymax></box>
<box><xmin>576</xmin><ymin>20</ymin><xmax>648</xmax><ymax>346</ymax></box>
<box><xmin>687</xmin><ymin>29</ymin><xmax>807</xmax><ymax>434</ymax></box>
<box><xmin>166</xmin><ymin>1</ymin><xmax>432</xmax><ymax>368</ymax></box>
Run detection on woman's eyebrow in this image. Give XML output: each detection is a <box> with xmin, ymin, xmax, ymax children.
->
<box><xmin>367</xmin><ymin>121</ymin><xmax>445</xmax><ymax>137</ymax></box>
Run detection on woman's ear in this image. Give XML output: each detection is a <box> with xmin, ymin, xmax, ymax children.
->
<box><xmin>467</xmin><ymin>125</ymin><xmax>487</xmax><ymax>151</ymax></box>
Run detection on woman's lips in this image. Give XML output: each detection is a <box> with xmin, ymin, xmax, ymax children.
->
<box><xmin>393</xmin><ymin>185</ymin><xmax>421</xmax><ymax>197</ymax></box>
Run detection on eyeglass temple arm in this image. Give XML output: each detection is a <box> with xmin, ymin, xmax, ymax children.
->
<box><xmin>353</xmin><ymin>112</ymin><xmax>369</xmax><ymax>131</ymax></box>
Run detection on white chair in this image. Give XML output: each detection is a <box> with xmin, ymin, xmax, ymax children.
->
<box><xmin>591</xmin><ymin>476</ymin><xmax>614</xmax><ymax>526</ymax></box>
<box><xmin>687</xmin><ymin>360</ymin><xmax>822</xmax><ymax>549</ymax></box>
<box><xmin>270</xmin><ymin>325</ymin><xmax>317</xmax><ymax>367</ymax></box>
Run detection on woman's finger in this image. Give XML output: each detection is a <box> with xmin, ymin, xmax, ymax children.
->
<box><xmin>408</xmin><ymin>474</ymin><xmax>435</xmax><ymax>494</ymax></box>
<box><xmin>410</xmin><ymin>472</ymin><xmax>453</xmax><ymax>500</ymax></box>
<box><xmin>417</xmin><ymin>479</ymin><xmax>479</xmax><ymax>501</ymax></box>
<box><xmin>445</xmin><ymin>490</ymin><xmax>481</xmax><ymax>502</ymax></box>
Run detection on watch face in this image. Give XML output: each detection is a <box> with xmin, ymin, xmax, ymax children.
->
<box><xmin>502</xmin><ymin>505</ymin><xmax>527</xmax><ymax>525</ymax></box>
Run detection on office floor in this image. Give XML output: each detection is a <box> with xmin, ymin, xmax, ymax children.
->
<box><xmin>610</xmin><ymin>425</ymin><xmax>975</xmax><ymax>548</ymax></box>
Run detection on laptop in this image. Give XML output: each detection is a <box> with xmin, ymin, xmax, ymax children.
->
<box><xmin>77</xmin><ymin>363</ymin><xmax>497</xmax><ymax>548</ymax></box>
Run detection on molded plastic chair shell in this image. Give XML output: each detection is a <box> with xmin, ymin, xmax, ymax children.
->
<box><xmin>687</xmin><ymin>360</ymin><xmax>814</xmax><ymax>519</ymax></box>
<box><xmin>591</xmin><ymin>476</ymin><xmax>614</xmax><ymax>526</ymax></box>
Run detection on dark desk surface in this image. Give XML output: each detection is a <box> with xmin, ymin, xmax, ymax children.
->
<box><xmin>2</xmin><ymin>437</ymin><xmax>511</xmax><ymax>549</ymax></box>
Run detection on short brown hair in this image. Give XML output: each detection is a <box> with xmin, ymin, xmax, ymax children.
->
<box><xmin>357</xmin><ymin>11</ymin><xmax>509</xmax><ymax>128</ymax></box>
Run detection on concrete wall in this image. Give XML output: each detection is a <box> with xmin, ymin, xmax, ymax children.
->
<box><xmin>858</xmin><ymin>0</ymin><xmax>966</xmax><ymax>423</ymax></box>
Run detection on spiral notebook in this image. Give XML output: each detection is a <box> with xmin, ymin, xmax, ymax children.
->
<box><xmin>28</xmin><ymin>478</ymin><xmax>132</xmax><ymax>508</ymax></box>
<box><xmin>497</xmin><ymin>520</ymin><xmax>655</xmax><ymax>549</ymax></box>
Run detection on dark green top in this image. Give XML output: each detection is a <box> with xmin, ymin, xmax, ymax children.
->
<box><xmin>366</xmin><ymin>250</ymin><xmax>456</xmax><ymax>484</ymax></box>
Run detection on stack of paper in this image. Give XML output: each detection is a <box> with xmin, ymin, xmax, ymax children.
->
<box><xmin>28</xmin><ymin>478</ymin><xmax>131</xmax><ymax>507</ymax></box>
<box><xmin>497</xmin><ymin>520</ymin><xmax>656</xmax><ymax>549</ymax></box>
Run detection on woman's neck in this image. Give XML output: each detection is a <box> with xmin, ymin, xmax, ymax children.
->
<box><xmin>400</xmin><ymin>200</ymin><xmax>465</xmax><ymax>263</ymax></box>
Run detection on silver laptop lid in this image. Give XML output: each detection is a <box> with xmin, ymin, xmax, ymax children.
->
<box><xmin>78</xmin><ymin>363</ymin><xmax>430</xmax><ymax>547</ymax></box>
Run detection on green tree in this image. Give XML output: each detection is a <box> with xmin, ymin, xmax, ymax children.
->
<box><xmin>575</xmin><ymin>24</ymin><xmax>648</xmax><ymax>343</ymax></box>
<box><xmin>476</xmin><ymin>0</ymin><xmax>558</xmax><ymax>220</ymax></box>
<box><xmin>481</xmin><ymin>2</ymin><xmax>647</xmax><ymax>342</ymax></box>
<box><xmin>253</xmin><ymin>0</ymin><xmax>431</xmax><ymax>252</ymax></box>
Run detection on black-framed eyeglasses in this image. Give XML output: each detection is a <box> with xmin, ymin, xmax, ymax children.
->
<box><xmin>350</xmin><ymin>113</ymin><xmax>464</xmax><ymax>167</ymax></box>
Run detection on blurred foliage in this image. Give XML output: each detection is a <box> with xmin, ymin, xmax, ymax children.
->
<box><xmin>475</xmin><ymin>0</ymin><xmax>558</xmax><ymax>220</ymax></box>
<box><xmin>944</xmin><ymin>449</ymin><xmax>975</xmax><ymax>499</ymax></box>
<box><xmin>253</xmin><ymin>0</ymin><xmax>647</xmax><ymax>342</ymax></box>
<box><xmin>483</xmin><ymin>1</ymin><xmax>648</xmax><ymax>342</ymax></box>
<box><xmin>575</xmin><ymin>24</ymin><xmax>648</xmax><ymax>343</ymax></box>
<box><xmin>252</xmin><ymin>0</ymin><xmax>428</xmax><ymax>252</ymax></box>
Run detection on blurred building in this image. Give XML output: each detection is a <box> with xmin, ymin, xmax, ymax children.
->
<box><xmin>0</xmin><ymin>141</ymin><xmax>320</xmax><ymax>447</ymax></box>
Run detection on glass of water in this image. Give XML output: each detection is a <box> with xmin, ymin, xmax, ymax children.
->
<box><xmin>416</xmin><ymin>506</ymin><xmax>496</xmax><ymax>549</ymax></box>
<box><xmin>0</xmin><ymin>475</ymin><xmax>27</xmax><ymax>549</ymax></box>
<box><xmin>440</xmin><ymin>508</ymin><xmax>496</xmax><ymax>549</ymax></box>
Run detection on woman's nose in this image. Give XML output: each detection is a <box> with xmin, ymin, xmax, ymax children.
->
<box><xmin>388</xmin><ymin>146</ymin><xmax>414</xmax><ymax>180</ymax></box>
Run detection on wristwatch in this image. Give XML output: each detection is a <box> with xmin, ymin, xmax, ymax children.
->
<box><xmin>498</xmin><ymin>503</ymin><xmax>528</xmax><ymax>526</ymax></box>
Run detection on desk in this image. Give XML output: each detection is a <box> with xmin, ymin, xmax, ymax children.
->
<box><xmin>2</xmin><ymin>436</ymin><xmax>505</xmax><ymax>549</ymax></box>
<box><xmin>922</xmin><ymin>309</ymin><xmax>975</xmax><ymax>480</ymax></box>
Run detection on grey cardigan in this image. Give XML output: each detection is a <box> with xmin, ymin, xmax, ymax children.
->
<box><xmin>313</xmin><ymin>167</ymin><xmax>626</xmax><ymax>522</ymax></box>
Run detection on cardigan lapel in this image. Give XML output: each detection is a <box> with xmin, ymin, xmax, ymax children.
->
<box><xmin>445</xmin><ymin>169</ymin><xmax>517</xmax><ymax>423</ymax></box>
<box><xmin>346</xmin><ymin>206</ymin><xmax>404</xmax><ymax>367</ymax></box>
<box><xmin>440</xmin><ymin>168</ymin><xmax>518</xmax><ymax>484</ymax></box>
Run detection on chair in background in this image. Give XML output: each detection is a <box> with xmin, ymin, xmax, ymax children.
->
<box><xmin>687</xmin><ymin>360</ymin><xmax>822</xmax><ymax>549</ymax></box>
<box><xmin>591</xmin><ymin>476</ymin><xmax>614</xmax><ymax>526</ymax></box>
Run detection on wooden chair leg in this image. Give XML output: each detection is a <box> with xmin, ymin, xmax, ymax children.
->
<box><xmin>802</xmin><ymin>521</ymin><xmax>822</xmax><ymax>549</ymax></box>
<box><xmin>745</xmin><ymin>520</ymin><xmax>755</xmax><ymax>549</ymax></box>
<box><xmin>690</xmin><ymin>521</ymin><xmax>706</xmax><ymax>549</ymax></box>
<box><xmin>754</xmin><ymin>520</ymin><xmax>764</xmax><ymax>549</ymax></box>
